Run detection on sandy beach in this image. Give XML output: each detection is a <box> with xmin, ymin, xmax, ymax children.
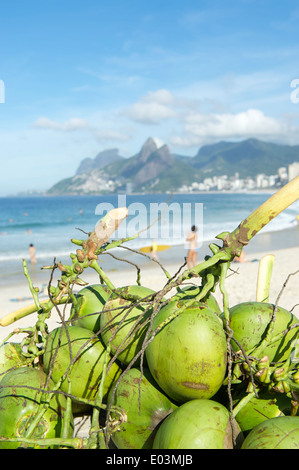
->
<box><xmin>0</xmin><ymin>229</ymin><xmax>298</xmax><ymax>343</ymax></box>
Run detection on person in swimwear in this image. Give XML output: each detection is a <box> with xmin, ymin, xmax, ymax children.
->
<box><xmin>186</xmin><ymin>225</ymin><xmax>198</xmax><ymax>268</ymax></box>
<box><xmin>29</xmin><ymin>244</ymin><xmax>37</xmax><ymax>264</ymax></box>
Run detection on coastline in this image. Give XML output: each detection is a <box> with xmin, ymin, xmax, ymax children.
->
<box><xmin>1</xmin><ymin>224</ymin><xmax>299</xmax><ymax>285</ymax></box>
<box><xmin>4</xmin><ymin>189</ymin><xmax>277</xmax><ymax>198</ymax></box>
<box><xmin>0</xmin><ymin>224</ymin><xmax>298</xmax><ymax>343</ymax></box>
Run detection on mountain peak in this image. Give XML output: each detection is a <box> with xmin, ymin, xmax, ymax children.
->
<box><xmin>76</xmin><ymin>148</ymin><xmax>122</xmax><ymax>175</ymax></box>
<box><xmin>134</xmin><ymin>143</ymin><xmax>174</xmax><ymax>186</ymax></box>
<box><xmin>139</xmin><ymin>137</ymin><xmax>159</xmax><ymax>163</ymax></box>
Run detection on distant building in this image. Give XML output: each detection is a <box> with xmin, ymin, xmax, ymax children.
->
<box><xmin>288</xmin><ymin>162</ymin><xmax>299</xmax><ymax>181</ymax></box>
<box><xmin>268</xmin><ymin>175</ymin><xmax>277</xmax><ymax>187</ymax></box>
<box><xmin>126</xmin><ymin>182</ymin><xmax>133</xmax><ymax>194</ymax></box>
<box><xmin>255</xmin><ymin>174</ymin><xmax>266</xmax><ymax>188</ymax></box>
<box><xmin>278</xmin><ymin>167</ymin><xmax>288</xmax><ymax>181</ymax></box>
<box><xmin>178</xmin><ymin>162</ymin><xmax>299</xmax><ymax>193</ymax></box>
<box><xmin>244</xmin><ymin>177</ymin><xmax>255</xmax><ymax>190</ymax></box>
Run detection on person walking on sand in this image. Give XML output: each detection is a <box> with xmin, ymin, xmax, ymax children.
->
<box><xmin>186</xmin><ymin>225</ymin><xmax>198</xmax><ymax>268</ymax></box>
<box><xmin>29</xmin><ymin>244</ymin><xmax>37</xmax><ymax>264</ymax></box>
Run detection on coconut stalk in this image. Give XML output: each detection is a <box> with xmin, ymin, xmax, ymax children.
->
<box><xmin>256</xmin><ymin>254</ymin><xmax>275</xmax><ymax>303</ymax></box>
<box><xmin>0</xmin><ymin>298</ymin><xmax>67</xmax><ymax>328</ymax></box>
<box><xmin>217</xmin><ymin>176</ymin><xmax>299</xmax><ymax>257</ymax></box>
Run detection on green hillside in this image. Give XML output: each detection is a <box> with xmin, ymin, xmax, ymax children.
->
<box><xmin>191</xmin><ymin>138</ymin><xmax>299</xmax><ymax>177</ymax></box>
<box><xmin>47</xmin><ymin>137</ymin><xmax>299</xmax><ymax>194</ymax></box>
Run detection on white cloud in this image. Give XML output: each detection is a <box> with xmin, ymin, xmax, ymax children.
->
<box><xmin>124</xmin><ymin>102</ymin><xmax>177</xmax><ymax>125</ymax></box>
<box><xmin>122</xmin><ymin>89</ymin><xmax>178</xmax><ymax>124</ymax></box>
<box><xmin>33</xmin><ymin>117</ymin><xmax>88</xmax><ymax>132</ymax></box>
<box><xmin>186</xmin><ymin>108</ymin><xmax>282</xmax><ymax>136</ymax></box>
<box><xmin>31</xmin><ymin>88</ymin><xmax>299</xmax><ymax>154</ymax></box>
<box><xmin>122</xmin><ymin>87</ymin><xmax>231</xmax><ymax>126</ymax></box>
<box><xmin>142</xmin><ymin>89</ymin><xmax>175</xmax><ymax>105</ymax></box>
<box><xmin>121</xmin><ymin>87</ymin><xmax>295</xmax><ymax>149</ymax></box>
<box><xmin>170</xmin><ymin>108</ymin><xmax>289</xmax><ymax>148</ymax></box>
<box><xmin>33</xmin><ymin>116</ymin><xmax>132</xmax><ymax>144</ymax></box>
<box><xmin>91</xmin><ymin>128</ymin><xmax>131</xmax><ymax>143</ymax></box>
<box><xmin>152</xmin><ymin>137</ymin><xmax>164</xmax><ymax>148</ymax></box>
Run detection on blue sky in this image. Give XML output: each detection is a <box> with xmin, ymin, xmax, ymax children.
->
<box><xmin>1</xmin><ymin>0</ymin><xmax>299</xmax><ymax>195</ymax></box>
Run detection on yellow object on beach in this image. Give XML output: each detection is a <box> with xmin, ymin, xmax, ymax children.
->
<box><xmin>139</xmin><ymin>244</ymin><xmax>171</xmax><ymax>253</ymax></box>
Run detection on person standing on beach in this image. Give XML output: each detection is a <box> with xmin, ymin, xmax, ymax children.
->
<box><xmin>186</xmin><ymin>225</ymin><xmax>198</xmax><ymax>268</ymax></box>
<box><xmin>29</xmin><ymin>244</ymin><xmax>37</xmax><ymax>264</ymax></box>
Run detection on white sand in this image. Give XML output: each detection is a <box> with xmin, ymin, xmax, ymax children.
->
<box><xmin>0</xmin><ymin>245</ymin><xmax>298</xmax><ymax>343</ymax></box>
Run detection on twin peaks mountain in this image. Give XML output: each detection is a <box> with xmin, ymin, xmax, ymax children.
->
<box><xmin>48</xmin><ymin>137</ymin><xmax>299</xmax><ymax>195</ymax></box>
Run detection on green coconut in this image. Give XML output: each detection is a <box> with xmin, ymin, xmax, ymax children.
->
<box><xmin>153</xmin><ymin>399</ymin><xmax>243</xmax><ymax>449</ymax></box>
<box><xmin>145</xmin><ymin>300</ymin><xmax>227</xmax><ymax>403</ymax></box>
<box><xmin>70</xmin><ymin>284</ymin><xmax>111</xmax><ymax>332</ymax></box>
<box><xmin>178</xmin><ymin>285</ymin><xmax>222</xmax><ymax>316</ymax></box>
<box><xmin>43</xmin><ymin>326</ymin><xmax>121</xmax><ymax>403</ymax></box>
<box><xmin>108</xmin><ymin>367</ymin><xmax>178</xmax><ymax>449</ymax></box>
<box><xmin>0</xmin><ymin>367</ymin><xmax>73</xmax><ymax>449</ymax></box>
<box><xmin>100</xmin><ymin>285</ymin><xmax>155</xmax><ymax>365</ymax></box>
<box><xmin>0</xmin><ymin>342</ymin><xmax>27</xmax><ymax>379</ymax></box>
<box><xmin>234</xmin><ymin>390</ymin><xmax>292</xmax><ymax>435</ymax></box>
<box><xmin>241</xmin><ymin>416</ymin><xmax>299</xmax><ymax>449</ymax></box>
<box><xmin>226</xmin><ymin>301</ymin><xmax>299</xmax><ymax>362</ymax></box>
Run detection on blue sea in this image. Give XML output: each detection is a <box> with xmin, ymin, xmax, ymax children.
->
<box><xmin>0</xmin><ymin>192</ymin><xmax>299</xmax><ymax>286</ymax></box>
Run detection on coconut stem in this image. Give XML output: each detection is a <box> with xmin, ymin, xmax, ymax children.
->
<box><xmin>0</xmin><ymin>297</ymin><xmax>70</xmax><ymax>328</ymax></box>
<box><xmin>218</xmin><ymin>176</ymin><xmax>299</xmax><ymax>256</ymax></box>
<box><xmin>0</xmin><ymin>436</ymin><xmax>87</xmax><ymax>449</ymax></box>
<box><xmin>232</xmin><ymin>391</ymin><xmax>256</xmax><ymax>418</ymax></box>
<box><xmin>256</xmin><ymin>254</ymin><xmax>275</xmax><ymax>303</ymax></box>
<box><xmin>89</xmin><ymin>259</ymin><xmax>115</xmax><ymax>290</ymax></box>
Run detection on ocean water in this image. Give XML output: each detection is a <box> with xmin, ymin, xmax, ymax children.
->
<box><xmin>0</xmin><ymin>192</ymin><xmax>298</xmax><ymax>286</ymax></box>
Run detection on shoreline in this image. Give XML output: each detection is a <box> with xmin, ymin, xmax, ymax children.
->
<box><xmin>1</xmin><ymin>224</ymin><xmax>299</xmax><ymax>287</ymax></box>
<box><xmin>0</xmin><ymin>227</ymin><xmax>298</xmax><ymax>343</ymax></box>
<box><xmin>2</xmin><ymin>189</ymin><xmax>277</xmax><ymax>198</ymax></box>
